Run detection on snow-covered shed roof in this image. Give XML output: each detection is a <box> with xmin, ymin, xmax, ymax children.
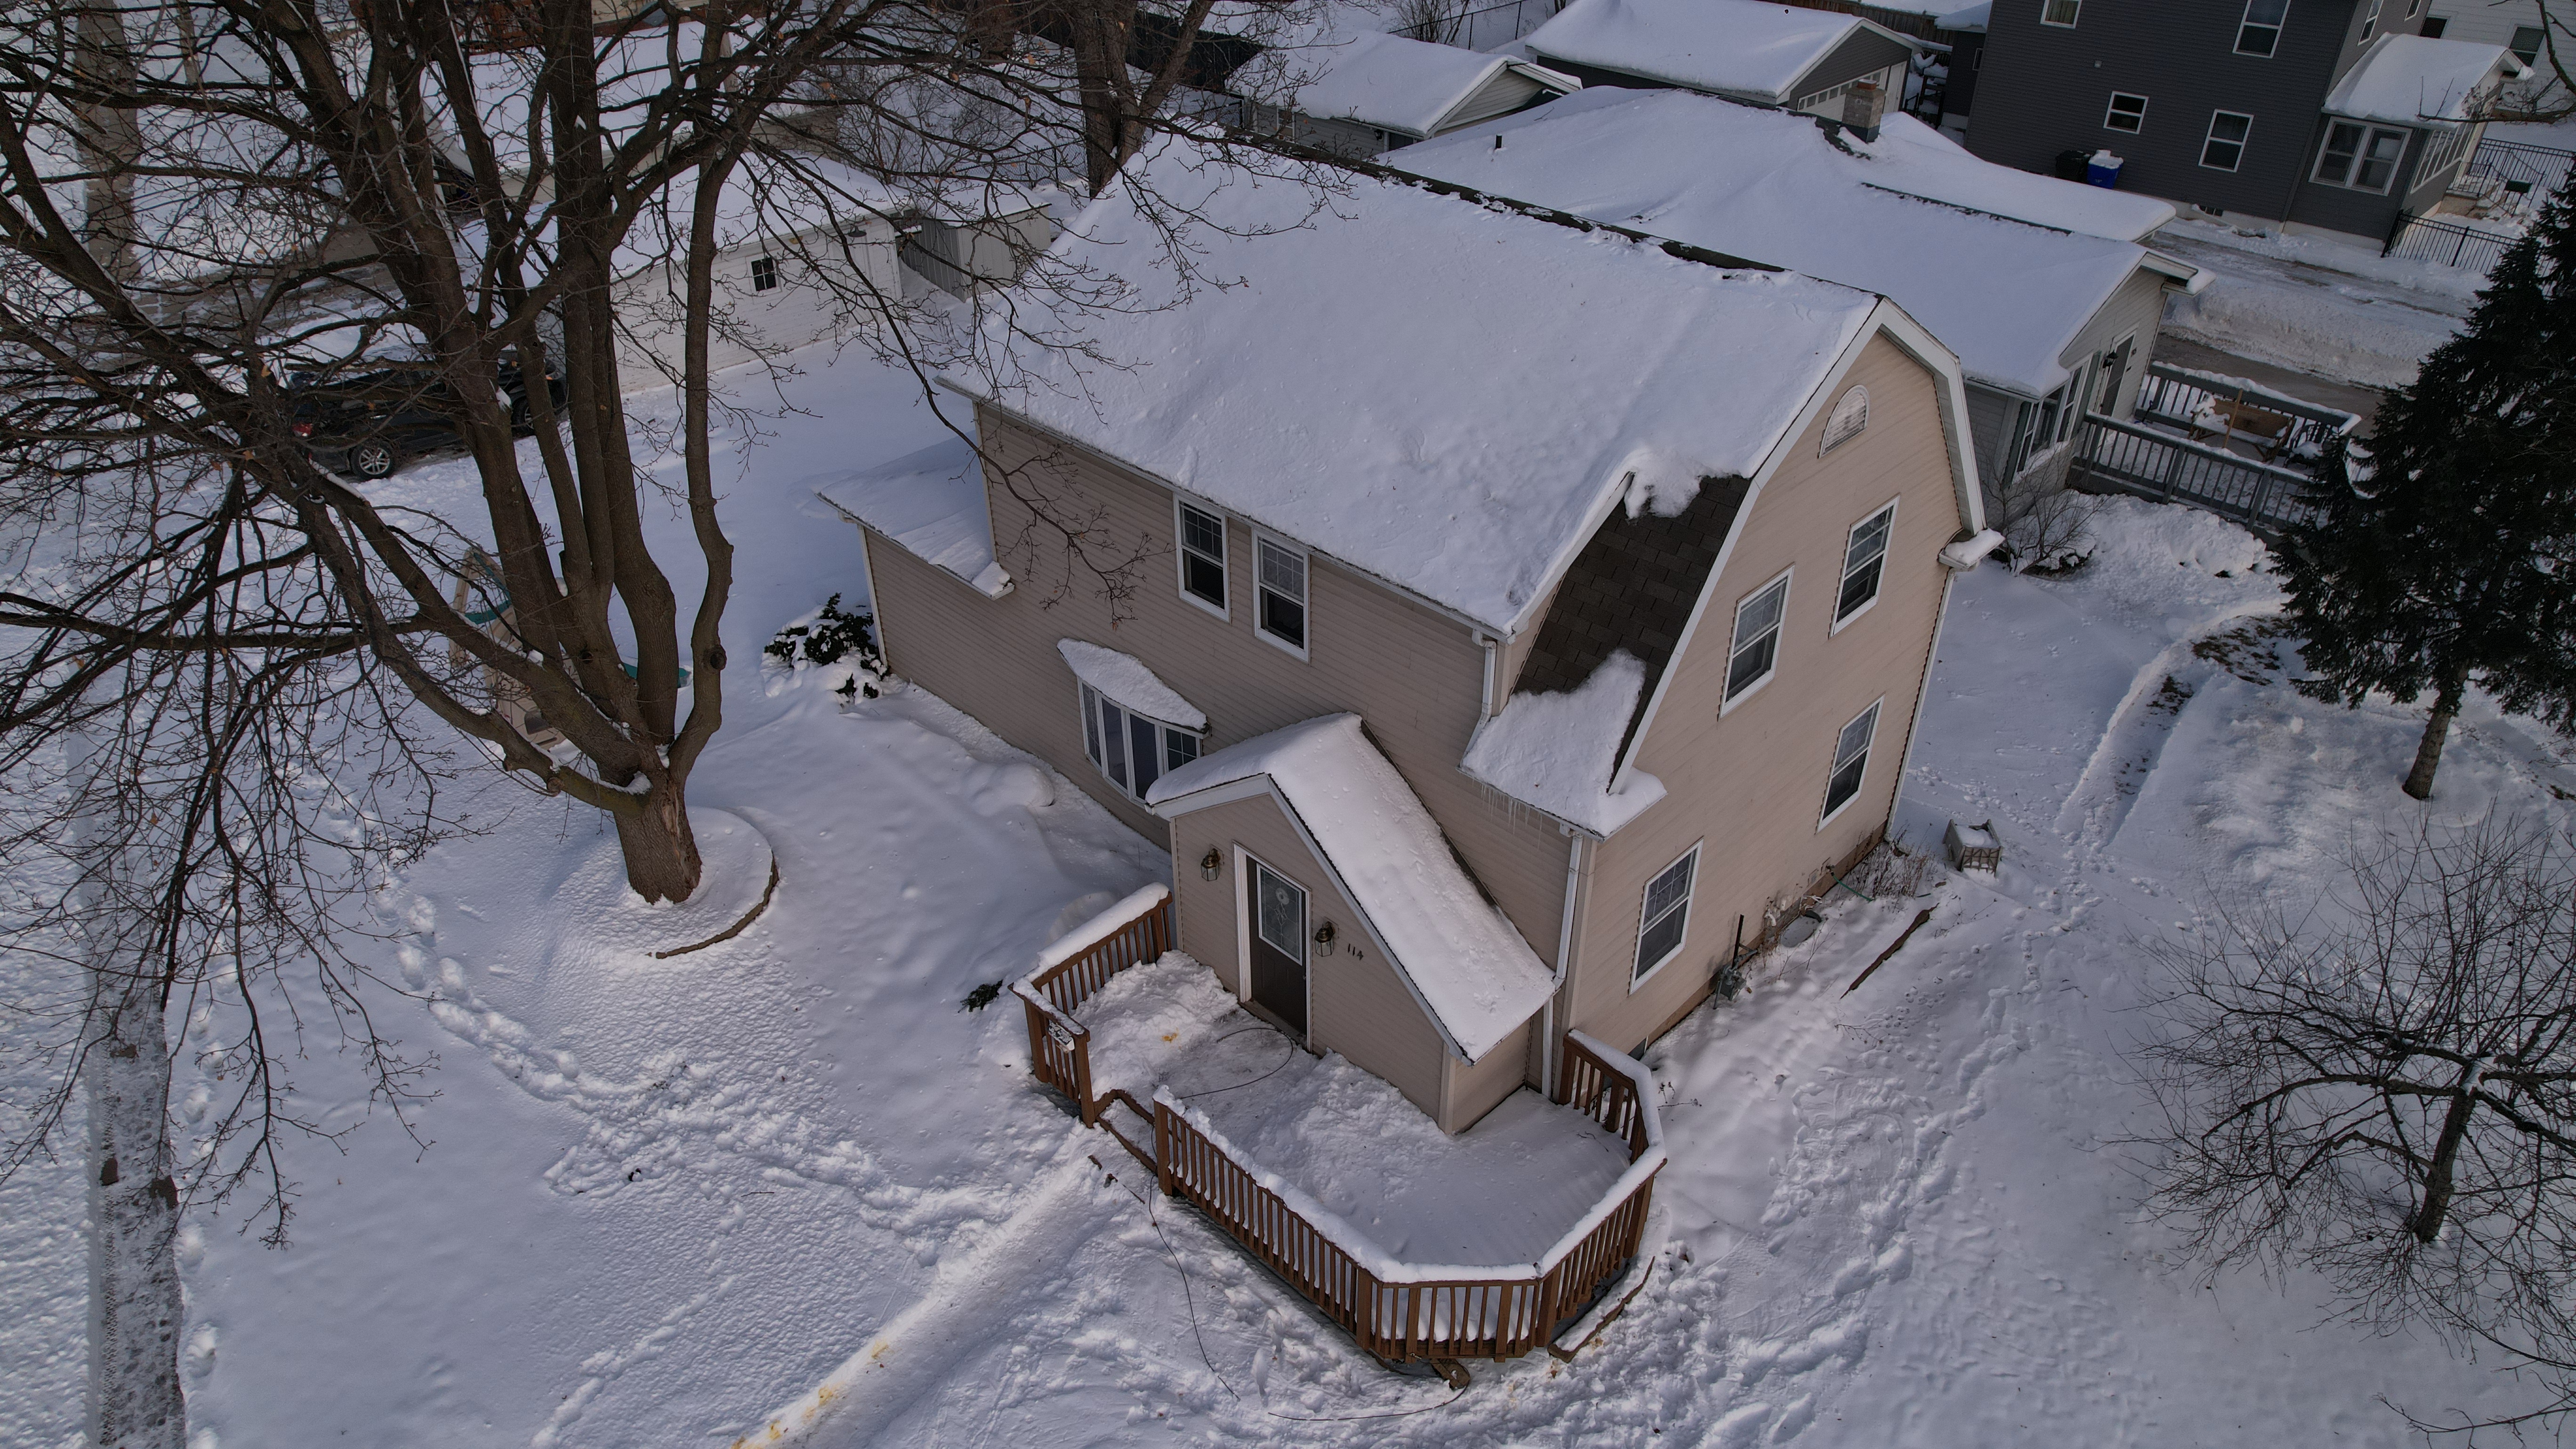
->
<box><xmin>1057</xmin><ymin>640</ymin><xmax>1207</xmax><ymax>729</ymax></box>
<box><xmin>1395</xmin><ymin>89</ymin><xmax>2192</xmax><ymax>397</ymax></box>
<box><xmin>2325</xmin><ymin>35</ymin><xmax>2527</xmax><ymax>126</ymax></box>
<box><xmin>1146</xmin><ymin>715</ymin><xmax>1556</xmax><ymax>1061</ymax></box>
<box><xmin>1238</xmin><ymin>30</ymin><xmax>1578</xmax><ymax>139</ymax></box>
<box><xmin>1522</xmin><ymin>0</ymin><xmax>1918</xmax><ymax>105</ymax></box>
<box><xmin>948</xmin><ymin>140</ymin><xmax>1887</xmax><ymax>636</ymax></box>
<box><xmin>812</xmin><ymin>420</ymin><xmax>1010</xmax><ymax>598</ymax></box>
<box><xmin>1835</xmin><ymin>110</ymin><xmax>2175</xmax><ymax>241</ymax></box>
<box><xmin>1933</xmin><ymin>1</ymin><xmax>1989</xmax><ymax>31</ymax></box>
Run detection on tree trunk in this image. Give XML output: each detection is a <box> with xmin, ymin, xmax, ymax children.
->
<box><xmin>614</xmin><ymin>785</ymin><xmax>703</xmax><ymax>904</ymax></box>
<box><xmin>87</xmin><ymin>988</ymin><xmax>184</xmax><ymax>1449</ymax></box>
<box><xmin>2407</xmin><ymin>1063</ymin><xmax>2486</xmax><ymax>1243</ymax></box>
<box><xmin>2402</xmin><ymin>672</ymin><xmax>2466</xmax><ymax>800</ymax></box>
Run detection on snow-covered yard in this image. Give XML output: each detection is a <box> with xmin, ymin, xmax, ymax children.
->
<box><xmin>2154</xmin><ymin>216</ymin><xmax>2483</xmax><ymax>390</ymax></box>
<box><xmin>8</xmin><ymin>344</ymin><xmax>2576</xmax><ymax>1446</ymax></box>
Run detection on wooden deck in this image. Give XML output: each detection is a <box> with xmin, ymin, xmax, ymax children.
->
<box><xmin>1011</xmin><ymin>887</ymin><xmax>1664</xmax><ymax>1364</ymax></box>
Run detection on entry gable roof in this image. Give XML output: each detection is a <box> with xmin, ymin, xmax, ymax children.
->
<box><xmin>1145</xmin><ymin>715</ymin><xmax>1556</xmax><ymax>1062</ymax></box>
<box><xmin>2326</xmin><ymin>34</ymin><xmax>2528</xmax><ymax>125</ymax></box>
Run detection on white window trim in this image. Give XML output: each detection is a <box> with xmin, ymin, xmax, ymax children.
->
<box><xmin>2040</xmin><ymin>0</ymin><xmax>2081</xmax><ymax>27</ymax></box>
<box><xmin>2235</xmin><ymin>0</ymin><xmax>2290</xmax><ymax>55</ymax></box>
<box><xmin>1173</xmin><ymin>497</ymin><xmax>1230</xmax><ymax>621</ymax></box>
<box><xmin>2104</xmin><ymin>91</ymin><xmax>2148</xmax><ymax>131</ymax></box>
<box><xmin>1818</xmin><ymin>696</ymin><xmax>1888</xmax><ymax>830</ymax></box>
<box><xmin>1251</xmin><ymin>529</ymin><xmax>1312</xmax><ymax>660</ymax></box>
<box><xmin>1630</xmin><ymin>841</ymin><xmax>1704</xmax><ymax>991</ymax></box>
<box><xmin>1078</xmin><ymin>682</ymin><xmax>1205</xmax><ymax>805</ymax></box>
<box><xmin>1718</xmin><ymin>566</ymin><xmax>1795</xmax><ymax>717</ymax></box>
<box><xmin>1829</xmin><ymin>497</ymin><xmax>1901</xmax><ymax>636</ymax></box>
<box><xmin>2201</xmin><ymin>110</ymin><xmax>2254</xmax><ymax>172</ymax></box>
<box><xmin>2313</xmin><ymin>122</ymin><xmax>2411</xmax><ymax>192</ymax></box>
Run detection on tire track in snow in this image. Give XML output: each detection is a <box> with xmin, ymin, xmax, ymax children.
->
<box><xmin>2053</xmin><ymin>605</ymin><xmax>2283</xmax><ymax>858</ymax></box>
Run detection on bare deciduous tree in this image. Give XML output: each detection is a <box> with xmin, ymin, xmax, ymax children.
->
<box><xmin>2137</xmin><ymin>813</ymin><xmax>2576</xmax><ymax>1436</ymax></box>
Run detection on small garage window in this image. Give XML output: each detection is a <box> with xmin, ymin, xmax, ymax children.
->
<box><xmin>750</xmin><ymin>255</ymin><xmax>779</xmax><ymax>291</ymax></box>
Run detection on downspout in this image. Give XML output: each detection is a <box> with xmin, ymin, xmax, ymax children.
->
<box><xmin>1545</xmin><ymin>828</ymin><xmax>1584</xmax><ymax>1098</ymax></box>
<box><xmin>1474</xmin><ymin>631</ymin><xmax>1500</xmax><ymax>722</ymax></box>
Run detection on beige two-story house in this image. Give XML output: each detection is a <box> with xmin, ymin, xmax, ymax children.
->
<box><xmin>823</xmin><ymin>152</ymin><xmax>1996</xmax><ymax>1135</ymax></box>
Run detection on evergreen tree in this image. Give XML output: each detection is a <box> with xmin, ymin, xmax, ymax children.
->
<box><xmin>2281</xmin><ymin>180</ymin><xmax>2576</xmax><ymax>799</ymax></box>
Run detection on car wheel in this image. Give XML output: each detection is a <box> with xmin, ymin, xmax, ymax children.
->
<box><xmin>509</xmin><ymin>394</ymin><xmax>532</xmax><ymax>431</ymax></box>
<box><xmin>351</xmin><ymin>442</ymin><xmax>397</xmax><ymax>479</ymax></box>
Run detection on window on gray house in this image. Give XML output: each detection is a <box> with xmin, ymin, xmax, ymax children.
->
<box><xmin>2420</xmin><ymin>16</ymin><xmax>2447</xmax><ymax>37</ymax></box>
<box><xmin>2201</xmin><ymin>111</ymin><xmax>2253</xmax><ymax>170</ymax></box>
<box><xmin>1633</xmin><ymin>846</ymin><xmax>1699</xmax><ymax>982</ymax></box>
<box><xmin>1822</xmin><ymin>701</ymin><xmax>1884</xmax><ymax>822</ymax></box>
<box><xmin>1256</xmin><ymin>537</ymin><xmax>1308</xmax><ymax>652</ymax></box>
<box><xmin>2041</xmin><ymin>0</ymin><xmax>2081</xmax><ymax>25</ymax></box>
<box><xmin>2360</xmin><ymin>0</ymin><xmax>2382</xmax><ymax>40</ymax></box>
<box><xmin>1725</xmin><ymin>573</ymin><xmax>1791</xmax><ymax>703</ymax></box>
<box><xmin>1178</xmin><ymin>502</ymin><xmax>1227</xmax><ymax>611</ymax></box>
<box><xmin>1835</xmin><ymin>504</ymin><xmax>1897</xmax><ymax>626</ymax></box>
<box><xmin>2512</xmin><ymin>25</ymin><xmax>2545</xmax><ymax>64</ymax></box>
<box><xmin>2236</xmin><ymin>0</ymin><xmax>2289</xmax><ymax>55</ymax></box>
<box><xmin>2315</xmin><ymin>121</ymin><xmax>2410</xmax><ymax>191</ymax></box>
<box><xmin>2105</xmin><ymin>92</ymin><xmax>2149</xmax><ymax>131</ymax></box>
<box><xmin>1080</xmin><ymin>683</ymin><xmax>1200</xmax><ymax>802</ymax></box>
<box><xmin>750</xmin><ymin>255</ymin><xmax>779</xmax><ymax>291</ymax></box>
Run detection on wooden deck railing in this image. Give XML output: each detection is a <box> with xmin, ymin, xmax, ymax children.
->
<box><xmin>1147</xmin><ymin>1030</ymin><xmax>1666</xmax><ymax>1364</ymax></box>
<box><xmin>1011</xmin><ymin>894</ymin><xmax>1665</xmax><ymax>1365</ymax></box>
<box><xmin>1012</xmin><ymin>883</ymin><xmax>1172</xmax><ymax>1127</ymax></box>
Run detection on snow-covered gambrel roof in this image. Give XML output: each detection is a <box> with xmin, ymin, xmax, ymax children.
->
<box><xmin>1247</xmin><ymin>30</ymin><xmax>1579</xmax><ymax>139</ymax></box>
<box><xmin>1395</xmin><ymin>89</ymin><xmax>2195</xmax><ymax>398</ymax></box>
<box><xmin>2325</xmin><ymin>35</ymin><xmax>2528</xmax><ymax>126</ymax></box>
<box><xmin>1522</xmin><ymin>0</ymin><xmax>1917</xmax><ymax>106</ymax></box>
<box><xmin>946</xmin><ymin>140</ymin><xmax>1889</xmax><ymax>636</ymax></box>
<box><xmin>1145</xmin><ymin>715</ymin><xmax>1557</xmax><ymax>1061</ymax></box>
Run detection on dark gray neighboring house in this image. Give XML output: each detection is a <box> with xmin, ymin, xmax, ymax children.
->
<box><xmin>1962</xmin><ymin>0</ymin><xmax>2525</xmax><ymax>245</ymax></box>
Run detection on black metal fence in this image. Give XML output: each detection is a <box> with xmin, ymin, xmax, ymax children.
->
<box><xmin>1402</xmin><ymin>0</ymin><xmax>1564</xmax><ymax>52</ymax></box>
<box><xmin>2467</xmin><ymin>137</ymin><xmax>2575</xmax><ymax>203</ymax></box>
<box><xmin>2382</xmin><ymin>210</ymin><xmax>2518</xmax><ymax>272</ymax></box>
<box><xmin>2069</xmin><ymin>414</ymin><xmax>2324</xmax><ymax>536</ymax></box>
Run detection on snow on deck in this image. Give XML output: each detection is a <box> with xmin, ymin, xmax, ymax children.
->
<box><xmin>1148</xmin><ymin>715</ymin><xmax>1555</xmax><ymax>1061</ymax></box>
<box><xmin>1523</xmin><ymin>0</ymin><xmax>1884</xmax><ymax>105</ymax></box>
<box><xmin>1395</xmin><ymin>89</ymin><xmax>2172</xmax><ymax>397</ymax></box>
<box><xmin>1081</xmin><ymin>956</ymin><xmax>1630</xmax><ymax>1265</ymax></box>
<box><xmin>2326</xmin><ymin>34</ymin><xmax>2525</xmax><ymax>125</ymax></box>
<box><xmin>957</xmin><ymin>140</ymin><xmax>1876</xmax><ymax>636</ymax></box>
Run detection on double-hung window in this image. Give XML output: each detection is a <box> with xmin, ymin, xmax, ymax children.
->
<box><xmin>2360</xmin><ymin>0</ymin><xmax>2382</xmax><ymax>39</ymax></box>
<box><xmin>2314</xmin><ymin>122</ymin><xmax>2410</xmax><ymax>191</ymax></box>
<box><xmin>1080</xmin><ymin>683</ymin><xmax>1201</xmax><ymax>803</ymax></box>
<box><xmin>1177</xmin><ymin>501</ymin><xmax>1228</xmax><ymax>614</ymax></box>
<box><xmin>2041</xmin><ymin>0</ymin><xmax>2080</xmax><ymax>25</ymax></box>
<box><xmin>1834</xmin><ymin>503</ymin><xmax>1897</xmax><ymax>628</ymax></box>
<box><xmin>1724</xmin><ymin>572</ymin><xmax>1791</xmax><ymax>706</ymax></box>
<box><xmin>750</xmin><ymin>255</ymin><xmax>779</xmax><ymax>292</ymax></box>
<box><xmin>2512</xmin><ymin>25</ymin><xmax>2545</xmax><ymax>65</ymax></box>
<box><xmin>2105</xmin><ymin>92</ymin><xmax>2148</xmax><ymax>132</ymax></box>
<box><xmin>1633</xmin><ymin>845</ymin><xmax>1699</xmax><ymax>984</ymax></box>
<box><xmin>1256</xmin><ymin>535</ymin><xmax>1309</xmax><ymax>654</ymax></box>
<box><xmin>1821</xmin><ymin>700</ymin><xmax>1884</xmax><ymax>824</ymax></box>
<box><xmin>2201</xmin><ymin>111</ymin><xmax>2253</xmax><ymax>171</ymax></box>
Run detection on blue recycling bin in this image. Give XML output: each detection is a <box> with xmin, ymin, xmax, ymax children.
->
<box><xmin>2086</xmin><ymin>151</ymin><xmax>2125</xmax><ymax>188</ymax></box>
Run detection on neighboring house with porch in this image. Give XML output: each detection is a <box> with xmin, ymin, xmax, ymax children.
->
<box><xmin>822</xmin><ymin>149</ymin><xmax>1994</xmax><ymax>1142</ymax></box>
<box><xmin>1393</xmin><ymin>88</ymin><xmax>2201</xmax><ymax>516</ymax></box>
<box><xmin>1225</xmin><ymin>29</ymin><xmax>1582</xmax><ymax>157</ymax></box>
<box><xmin>1523</xmin><ymin>0</ymin><xmax>1927</xmax><ymax>122</ymax></box>
<box><xmin>1960</xmin><ymin>0</ymin><xmax>2527</xmax><ymax>246</ymax></box>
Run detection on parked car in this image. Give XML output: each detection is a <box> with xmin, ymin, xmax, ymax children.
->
<box><xmin>287</xmin><ymin>363</ymin><xmax>565</xmax><ymax>479</ymax></box>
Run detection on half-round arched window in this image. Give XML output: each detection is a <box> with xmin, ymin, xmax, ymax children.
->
<box><xmin>1820</xmin><ymin>385</ymin><xmax>1869</xmax><ymax>455</ymax></box>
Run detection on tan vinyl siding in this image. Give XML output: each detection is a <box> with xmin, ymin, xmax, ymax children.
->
<box><xmin>861</xmin><ymin>405</ymin><xmax>1574</xmax><ymax>977</ymax></box>
<box><xmin>1167</xmin><ymin>790</ymin><xmax>1449</xmax><ymax>1119</ymax></box>
<box><xmin>1443</xmin><ymin>1017</ymin><xmax>1534</xmax><ymax>1132</ymax></box>
<box><xmin>1566</xmin><ymin>331</ymin><xmax>1964</xmax><ymax>1053</ymax></box>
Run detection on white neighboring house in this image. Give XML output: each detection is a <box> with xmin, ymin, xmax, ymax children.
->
<box><xmin>2417</xmin><ymin>0</ymin><xmax>2569</xmax><ymax>113</ymax></box>
<box><xmin>1229</xmin><ymin>30</ymin><xmax>1580</xmax><ymax>157</ymax></box>
<box><xmin>612</xmin><ymin>165</ymin><xmax>1057</xmax><ymax>380</ymax></box>
<box><xmin>1394</xmin><ymin>89</ymin><xmax>2205</xmax><ymax>508</ymax></box>
<box><xmin>1523</xmin><ymin>0</ymin><xmax>1924</xmax><ymax>123</ymax></box>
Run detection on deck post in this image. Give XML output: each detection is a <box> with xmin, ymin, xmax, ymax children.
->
<box><xmin>1154</xmin><ymin>1099</ymin><xmax>1175</xmax><ymax>1197</ymax></box>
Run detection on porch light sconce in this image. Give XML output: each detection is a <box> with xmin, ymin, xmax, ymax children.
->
<box><xmin>1199</xmin><ymin>848</ymin><xmax>1223</xmax><ymax>882</ymax></box>
<box><xmin>1312</xmin><ymin>921</ymin><xmax>1337</xmax><ymax>957</ymax></box>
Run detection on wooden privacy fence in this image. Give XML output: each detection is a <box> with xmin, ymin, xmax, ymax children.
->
<box><xmin>2069</xmin><ymin>413</ymin><xmax>2323</xmax><ymax>537</ymax></box>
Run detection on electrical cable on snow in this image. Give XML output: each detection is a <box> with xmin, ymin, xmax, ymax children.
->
<box><xmin>1172</xmin><ymin>1026</ymin><xmax>1297</xmax><ymax>1101</ymax></box>
<box><xmin>1094</xmin><ymin>1165</ymin><xmax>1471</xmax><ymax>1423</ymax></box>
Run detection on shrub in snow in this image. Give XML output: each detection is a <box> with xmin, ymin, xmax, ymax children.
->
<box><xmin>765</xmin><ymin>594</ymin><xmax>886</xmax><ymax>698</ymax></box>
<box><xmin>2279</xmin><ymin>174</ymin><xmax>2576</xmax><ymax>800</ymax></box>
